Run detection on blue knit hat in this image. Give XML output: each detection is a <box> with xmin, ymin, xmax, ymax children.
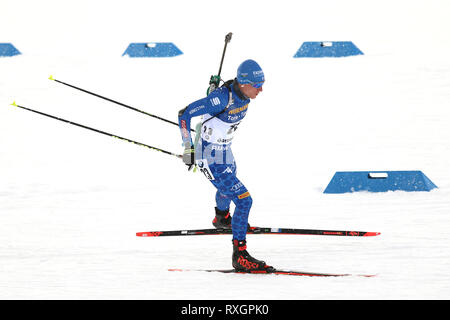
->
<box><xmin>236</xmin><ymin>59</ymin><xmax>265</xmax><ymax>85</ymax></box>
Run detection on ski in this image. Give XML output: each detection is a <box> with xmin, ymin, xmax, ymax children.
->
<box><xmin>168</xmin><ymin>268</ymin><xmax>376</xmax><ymax>278</ymax></box>
<box><xmin>136</xmin><ymin>226</ymin><xmax>380</xmax><ymax>237</ymax></box>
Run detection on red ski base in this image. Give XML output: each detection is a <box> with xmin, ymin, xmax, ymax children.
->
<box><xmin>168</xmin><ymin>268</ymin><xmax>376</xmax><ymax>278</ymax></box>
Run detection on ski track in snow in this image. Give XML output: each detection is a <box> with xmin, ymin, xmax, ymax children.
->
<box><xmin>1</xmin><ymin>0</ymin><xmax>450</xmax><ymax>299</ymax></box>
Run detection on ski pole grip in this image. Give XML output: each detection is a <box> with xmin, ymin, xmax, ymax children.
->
<box><xmin>225</xmin><ymin>32</ymin><xmax>233</xmax><ymax>43</ymax></box>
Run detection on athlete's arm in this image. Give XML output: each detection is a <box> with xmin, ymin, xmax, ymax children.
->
<box><xmin>178</xmin><ymin>88</ymin><xmax>229</xmax><ymax>147</ymax></box>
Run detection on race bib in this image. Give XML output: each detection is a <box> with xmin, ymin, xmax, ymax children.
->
<box><xmin>201</xmin><ymin>115</ymin><xmax>241</xmax><ymax>145</ymax></box>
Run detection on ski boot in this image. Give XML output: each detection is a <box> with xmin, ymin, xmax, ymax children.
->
<box><xmin>212</xmin><ymin>207</ymin><xmax>232</xmax><ymax>229</ymax></box>
<box><xmin>232</xmin><ymin>239</ymin><xmax>275</xmax><ymax>273</ymax></box>
<box><xmin>212</xmin><ymin>207</ymin><xmax>252</xmax><ymax>230</ymax></box>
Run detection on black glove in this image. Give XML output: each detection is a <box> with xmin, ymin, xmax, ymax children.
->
<box><xmin>183</xmin><ymin>146</ymin><xmax>195</xmax><ymax>171</ymax></box>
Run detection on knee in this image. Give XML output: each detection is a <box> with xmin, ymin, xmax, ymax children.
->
<box><xmin>236</xmin><ymin>191</ymin><xmax>253</xmax><ymax>210</ymax></box>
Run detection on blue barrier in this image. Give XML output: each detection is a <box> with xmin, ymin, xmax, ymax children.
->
<box><xmin>122</xmin><ymin>42</ymin><xmax>183</xmax><ymax>57</ymax></box>
<box><xmin>294</xmin><ymin>41</ymin><xmax>363</xmax><ymax>58</ymax></box>
<box><xmin>0</xmin><ymin>43</ymin><xmax>21</xmax><ymax>57</ymax></box>
<box><xmin>324</xmin><ymin>171</ymin><xmax>437</xmax><ymax>193</ymax></box>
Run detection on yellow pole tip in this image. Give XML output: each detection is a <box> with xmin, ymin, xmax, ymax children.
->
<box><xmin>11</xmin><ymin>101</ymin><xmax>18</xmax><ymax>107</ymax></box>
<box><xmin>49</xmin><ymin>75</ymin><xmax>54</xmax><ymax>80</ymax></box>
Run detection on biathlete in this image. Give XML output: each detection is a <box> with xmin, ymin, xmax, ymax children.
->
<box><xmin>178</xmin><ymin>59</ymin><xmax>273</xmax><ymax>272</ymax></box>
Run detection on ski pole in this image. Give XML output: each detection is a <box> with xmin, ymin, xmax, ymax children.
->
<box><xmin>48</xmin><ymin>75</ymin><xmax>195</xmax><ymax>132</ymax></box>
<box><xmin>208</xmin><ymin>32</ymin><xmax>233</xmax><ymax>94</ymax></box>
<box><xmin>10</xmin><ymin>101</ymin><xmax>182</xmax><ymax>159</ymax></box>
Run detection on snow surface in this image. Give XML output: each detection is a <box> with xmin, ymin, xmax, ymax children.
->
<box><xmin>1</xmin><ymin>0</ymin><xmax>450</xmax><ymax>300</ymax></box>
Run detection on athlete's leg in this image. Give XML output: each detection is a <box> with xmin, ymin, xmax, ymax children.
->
<box><xmin>215</xmin><ymin>190</ymin><xmax>232</xmax><ymax>212</ymax></box>
<box><xmin>208</xmin><ymin>162</ymin><xmax>252</xmax><ymax>240</ymax></box>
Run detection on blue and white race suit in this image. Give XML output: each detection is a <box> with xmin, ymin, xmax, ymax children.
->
<box><xmin>178</xmin><ymin>79</ymin><xmax>252</xmax><ymax>240</ymax></box>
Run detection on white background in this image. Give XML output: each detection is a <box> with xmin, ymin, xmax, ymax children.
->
<box><xmin>1</xmin><ymin>0</ymin><xmax>450</xmax><ymax>299</ymax></box>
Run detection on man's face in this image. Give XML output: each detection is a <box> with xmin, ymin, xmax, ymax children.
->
<box><xmin>239</xmin><ymin>83</ymin><xmax>263</xmax><ymax>99</ymax></box>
